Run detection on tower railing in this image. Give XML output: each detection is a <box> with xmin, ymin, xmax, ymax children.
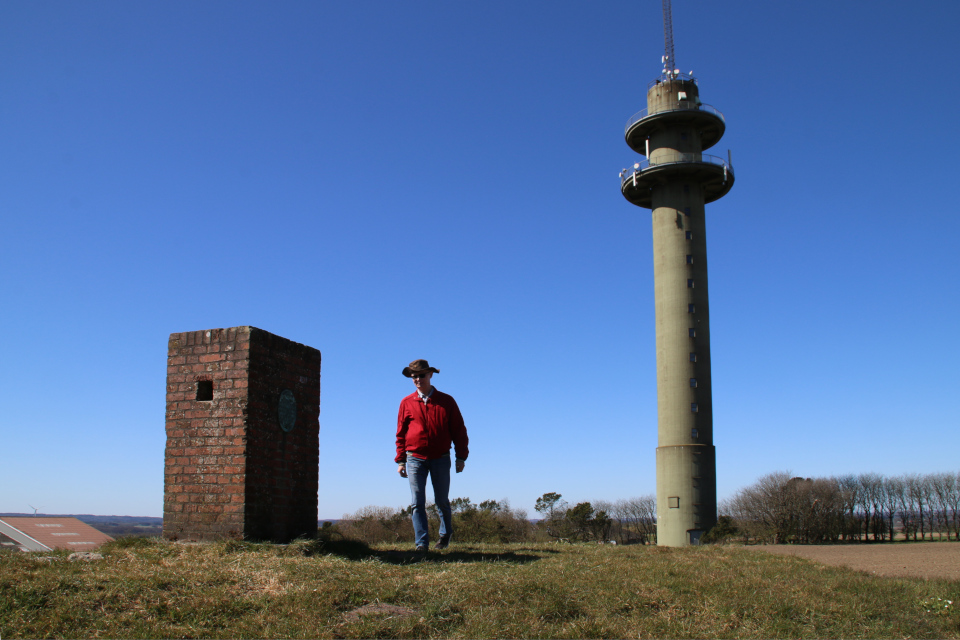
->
<box><xmin>625</xmin><ymin>102</ymin><xmax>725</xmax><ymax>135</ymax></box>
<box><xmin>647</xmin><ymin>71</ymin><xmax>697</xmax><ymax>88</ymax></box>
<box><xmin>619</xmin><ymin>152</ymin><xmax>733</xmax><ymax>185</ymax></box>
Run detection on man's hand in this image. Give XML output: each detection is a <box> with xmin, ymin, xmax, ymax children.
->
<box><xmin>456</xmin><ymin>459</ymin><xmax>465</xmax><ymax>473</ymax></box>
<box><xmin>398</xmin><ymin>464</ymin><xmax>407</xmax><ymax>478</ymax></box>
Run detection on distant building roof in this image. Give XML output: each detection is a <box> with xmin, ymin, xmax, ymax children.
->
<box><xmin>0</xmin><ymin>517</ymin><xmax>114</xmax><ymax>552</ymax></box>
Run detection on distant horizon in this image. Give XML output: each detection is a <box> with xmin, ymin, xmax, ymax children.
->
<box><xmin>1</xmin><ymin>512</ymin><xmax>554</xmax><ymax>526</ymax></box>
<box><xmin>0</xmin><ymin>512</ymin><xmax>164</xmax><ymax>520</ymax></box>
<box><xmin>0</xmin><ymin>512</ymin><xmax>336</xmax><ymax>523</ymax></box>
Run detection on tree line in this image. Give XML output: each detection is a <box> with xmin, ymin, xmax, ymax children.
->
<box><xmin>721</xmin><ymin>470</ymin><xmax>960</xmax><ymax>544</ymax></box>
<box><xmin>329</xmin><ymin>469</ymin><xmax>959</xmax><ymax>546</ymax></box>
<box><xmin>533</xmin><ymin>493</ymin><xmax>656</xmax><ymax>544</ymax></box>
<box><xmin>333</xmin><ymin>493</ymin><xmax>657</xmax><ymax>545</ymax></box>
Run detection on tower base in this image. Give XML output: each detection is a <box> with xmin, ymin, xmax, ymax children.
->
<box><xmin>656</xmin><ymin>444</ymin><xmax>716</xmax><ymax>546</ymax></box>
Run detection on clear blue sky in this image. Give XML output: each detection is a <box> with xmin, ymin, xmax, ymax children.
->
<box><xmin>2</xmin><ymin>1</ymin><xmax>958</xmax><ymax>519</ymax></box>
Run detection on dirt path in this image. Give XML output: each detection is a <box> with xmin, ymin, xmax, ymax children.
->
<box><xmin>746</xmin><ymin>542</ymin><xmax>960</xmax><ymax>581</ymax></box>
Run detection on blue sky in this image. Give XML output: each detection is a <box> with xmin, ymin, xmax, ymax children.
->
<box><xmin>2</xmin><ymin>1</ymin><xmax>958</xmax><ymax>519</ymax></box>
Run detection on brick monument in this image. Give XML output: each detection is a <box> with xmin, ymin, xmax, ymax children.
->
<box><xmin>163</xmin><ymin>326</ymin><xmax>321</xmax><ymax>542</ymax></box>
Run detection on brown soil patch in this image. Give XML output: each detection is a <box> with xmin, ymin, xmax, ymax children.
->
<box><xmin>746</xmin><ymin>542</ymin><xmax>960</xmax><ymax>580</ymax></box>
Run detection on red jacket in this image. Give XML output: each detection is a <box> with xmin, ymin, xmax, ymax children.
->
<box><xmin>395</xmin><ymin>388</ymin><xmax>469</xmax><ymax>463</ymax></box>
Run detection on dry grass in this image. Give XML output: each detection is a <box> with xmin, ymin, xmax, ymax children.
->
<box><xmin>1</xmin><ymin>538</ymin><xmax>958</xmax><ymax>638</ymax></box>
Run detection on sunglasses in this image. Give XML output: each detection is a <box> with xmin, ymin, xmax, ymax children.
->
<box><xmin>411</xmin><ymin>373</ymin><xmax>431</xmax><ymax>379</ymax></box>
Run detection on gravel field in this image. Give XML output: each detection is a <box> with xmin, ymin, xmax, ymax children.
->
<box><xmin>746</xmin><ymin>541</ymin><xmax>960</xmax><ymax>580</ymax></box>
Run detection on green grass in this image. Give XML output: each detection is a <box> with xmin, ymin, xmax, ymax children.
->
<box><xmin>1</xmin><ymin>539</ymin><xmax>958</xmax><ymax>638</ymax></box>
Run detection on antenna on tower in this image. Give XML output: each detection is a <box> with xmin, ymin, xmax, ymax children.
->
<box><xmin>662</xmin><ymin>0</ymin><xmax>676</xmax><ymax>78</ymax></box>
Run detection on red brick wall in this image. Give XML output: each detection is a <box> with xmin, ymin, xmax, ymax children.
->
<box><xmin>163</xmin><ymin>326</ymin><xmax>320</xmax><ymax>542</ymax></box>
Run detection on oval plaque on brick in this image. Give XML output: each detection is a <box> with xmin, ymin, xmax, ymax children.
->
<box><xmin>278</xmin><ymin>389</ymin><xmax>297</xmax><ymax>432</ymax></box>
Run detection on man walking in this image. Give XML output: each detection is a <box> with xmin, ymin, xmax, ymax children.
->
<box><xmin>396</xmin><ymin>359</ymin><xmax>469</xmax><ymax>551</ymax></box>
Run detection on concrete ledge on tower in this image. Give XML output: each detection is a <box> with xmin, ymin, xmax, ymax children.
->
<box><xmin>625</xmin><ymin>103</ymin><xmax>726</xmax><ymax>153</ymax></box>
<box><xmin>620</xmin><ymin>153</ymin><xmax>734</xmax><ymax>208</ymax></box>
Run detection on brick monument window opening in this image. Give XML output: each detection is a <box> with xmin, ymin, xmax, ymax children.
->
<box><xmin>196</xmin><ymin>380</ymin><xmax>213</xmax><ymax>401</ymax></box>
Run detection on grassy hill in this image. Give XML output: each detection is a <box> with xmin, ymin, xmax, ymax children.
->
<box><xmin>1</xmin><ymin>539</ymin><xmax>957</xmax><ymax>638</ymax></box>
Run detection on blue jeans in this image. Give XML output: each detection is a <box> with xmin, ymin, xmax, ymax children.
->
<box><xmin>406</xmin><ymin>455</ymin><xmax>452</xmax><ymax>549</ymax></box>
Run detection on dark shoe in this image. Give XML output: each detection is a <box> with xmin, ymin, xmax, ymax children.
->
<box><xmin>435</xmin><ymin>535</ymin><xmax>450</xmax><ymax>550</ymax></box>
<box><xmin>415</xmin><ymin>545</ymin><xmax>428</xmax><ymax>553</ymax></box>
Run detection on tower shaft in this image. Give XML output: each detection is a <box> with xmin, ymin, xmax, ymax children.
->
<box><xmin>650</xmin><ymin>78</ymin><xmax>716</xmax><ymax>547</ymax></box>
<box><xmin>621</xmin><ymin>74</ymin><xmax>733</xmax><ymax>546</ymax></box>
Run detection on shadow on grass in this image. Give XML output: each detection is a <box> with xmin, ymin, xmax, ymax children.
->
<box><xmin>294</xmin><ymin>539</ymin><xmax>542</xmax><ymax>564</ymax></box>
<box><xmin>378</xmin><ymin>548</ymin><xmax>542</xmax><ymax>565</ymax></box>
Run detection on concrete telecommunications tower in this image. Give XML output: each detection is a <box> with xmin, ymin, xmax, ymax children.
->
<box><xmin>619</xmin><ymin>0</ymin><xmax>734</xmax><ymax>546</ymax></box>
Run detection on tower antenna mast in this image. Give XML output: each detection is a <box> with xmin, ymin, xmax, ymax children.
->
<box><xmin>662</xmin><ymin>0</ymin><xmax>676</xmax><ymax>77</ymax></box>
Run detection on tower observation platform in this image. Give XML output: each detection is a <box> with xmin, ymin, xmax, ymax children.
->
<box><xmin>620</xmin><ymin>75</ymin><xmax>734</xmax><ymax>208</ymax></box>
<box><xmin>620</xmin><ymin>69</ymin><xmax>734</xmax><ymax>547</ymax></box>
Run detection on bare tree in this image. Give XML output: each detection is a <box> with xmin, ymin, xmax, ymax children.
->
<box><xmin>950</xmin><ymin>471</ymin><xmax>960</xmax><ymax>542</ymax></box>
<box><xmin>881</xmin><ymin>475</ymin><xmax>904</xmax><ymax>542</ymax></box>
<box><xmin>807</xmin><ymin>477</ymin><xmax>844</xmax><ymax>543</ymax></box>
<box><xmin>858</xmin><ymin>473</ymin><xmax>886</xmax><ymax>541</ymax></box>
<box><xmin>950</xmin><ymin>471</ymin><xmax>960</xmax><ymax>541</ymax></box>
<box><xmin>726</xmin><ymin>471</ymin><xmax>795</xmax><ymax>543</ymax></box>
<box><xmin>836</xmin><ymin>474</ymin><xmax>862</xmax><ymax>541</ymax></box>
<box><xmin>611</xmin><ymin>496</ymin><xmax>656</xmax><ymax>544</ymax></box>
<box><xmin>928</xmin><ymin>472</ymin><xmax>956</xmax><ymax>541</ymax></box>
<box><xmin>906</xmin><ymin>474</ymin><xmax>932</xmax><ymax>540</ymax></box>
<box><xmin>784</xmin><ymin>477</ymin><xmax>814</xmax><ymax>543</ymax></box>
<box><xmin>724</xmin><ymin>493</ymin><xmax>764</xmax><ymax>544</ymax></box>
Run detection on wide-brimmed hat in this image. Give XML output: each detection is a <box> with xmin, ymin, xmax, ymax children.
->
<box><xmin>402</xmin><ymin>359</ymin><xmax>440</xmax><ymax>377</ymax></box>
